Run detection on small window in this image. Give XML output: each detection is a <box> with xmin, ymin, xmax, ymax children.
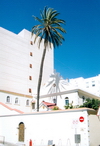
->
<box><xmin>92</xmin><ymin>81</ymin><xmax>95</xmax><ymax>87</ymax></box>
<box><xmin>82</xmin><ymin>96</ymin><xmax>85</xmax><ymax>103</ymax></box>
<box><xmin>29</xmin><ymin>64</ymin><xmax>32</xmax><ymax>68</ymax></box>
<box><xmin>6</xmin><ymin>96</ymin><xmax>10</xmax><ymax>103</ymax></box>
<box><xmin>29</xmin><ymin>76</ymin><xmax>32</xmax><ymax>80</ymax></box>
<box><xmin>53</xmin><ymin>98</ymin><xmax>57</xmax><ymax>104</ymax></box>
<box><xmin>30</xmin><ymin>52</ymin><xmax>33</xmax><ymax>56</ymax></box>
<box><xmin>65</xmin><ymin>97</ymin><xmax>69</xmax><ymax>105</ymax></box>
<box><xmin>26</xmin><ymin>100</ymin><xmax>29</xmax><ymax>106</ymax></box>
<box><xmin>32</xmin><ymin>103</ymin><xmax>35</xmax><ymax>109</ymax></box>
<box><xmin>30</xmin><ymin>41</ymin><xmax>33</xmax><ymax>45</ymax></box>
<box><xmin>86</xmin><ymin>85</ymin><xmax>89</xmax><ymax>88</ymax></box>
<box><xmin>15</xmin><ymin>97</ymin><xmax>18</xmax><ymax>104</ymax></box>
<box><xmin>29</xmin><ymin>88</ymin><xmax>32</xmax><ymax>93</ymax></box>
<box><xmin>86</xmin><ymin>82</ymin><xmax>89</xmax><ymax>88</ymax></box>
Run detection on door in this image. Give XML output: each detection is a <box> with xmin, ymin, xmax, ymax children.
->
<box><xmin>18</xmin><ymin>122</ymin><xmax>25</xmax><ymax>142</ymax></box>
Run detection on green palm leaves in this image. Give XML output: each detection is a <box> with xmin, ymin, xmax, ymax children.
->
<box><xmin>32</xmin><ymin>7</ymin><xmax>66</xmax><ymax>49</ymax></box>
<box><xmin>31</xmin><ymin>7</ymin><xmax>66</xmax><ymax>111</ymax></box>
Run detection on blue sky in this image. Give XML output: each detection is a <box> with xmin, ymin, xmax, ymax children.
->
<box><xmin>0</xmin><ymin>0</ymin><xmax>100</xmax><ymax>79</ymax></box>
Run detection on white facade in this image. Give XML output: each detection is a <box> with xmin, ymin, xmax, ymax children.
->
<box><xmin>69</xmin><ymin>75</ymin><xmax>100</xmax><ymax>96</ymax></box>
<box><xmin>38</xmin><ymin>88</ymin><xmax>100</xmax><ymax>111</ymax></box>
<box><xmin>37</xmin><ymin>73</ymin><xmax>100</xmax><ymax>111</ymax></box>
<box><xmin>0</xmin><ymin>90</ymin><xmax>33</xmax><ymax>113</ymax></box>
<box><xmin>0</xmin><ymin>108</ymin><xmax>99</xmax><ymax>146</ymax></box>
<box><xmin>0</xmin><ymin>27</ymin><xmax>54</xmax><ymax>112</ymax></box>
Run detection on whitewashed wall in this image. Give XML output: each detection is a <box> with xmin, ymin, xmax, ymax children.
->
<box><xmin>0</xmin><ymin>91</ymin><xmax>32</xmax><ymax>113</ymax></box>
<box><xmin>0</xmin><ymin>104</ymin><xmax>21</xmax><ymax>115</ymax></box>
<box><xmin>89</xmin><ymin>115</ymin><xmax>100</xmax><ymax>146</ymax></box>
<box><xmin>0</xmin><ymin>108</ymin><xmax>99</xmax><ymax>146</ymax></box>
<box><xmin>39</xmin><ymin>92</ymin><xmax>82</xmax><ymax>110</ymax></box>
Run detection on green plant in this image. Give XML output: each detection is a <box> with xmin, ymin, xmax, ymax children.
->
<box><xmin>52</xmin><ymin>106</ymin><xmax>59</xmax><ymax>110</ymax></box>
<box><xmin>64</xmin><ymin>103</ymin><xmax>73</xmax><ymax>109</ymax></box>
<box><xmin>79</xmin><ymin>98</ymin><xmax>100</xmax><ymax>110</ymax></box>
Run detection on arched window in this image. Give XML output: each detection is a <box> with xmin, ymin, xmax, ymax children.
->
<box><xmin>26</xmin><ymin>100</ymin><xmax>29</xmax><ymax>106</ymax></box>
<box><xmin>15</xmin><ymin>97</ymin><xmax>18</xmax><ymax>104</ymax></box>
<box><xmin>53</xmin><ymin>98</ymin><xmax>57</xmax><ymax>104</ymax></box>
<box><xmin>82</xmin><ymin>96</ymin><xmax>85</xmax><ymax>103</ymax></box>
<box><xmin>65</xmin><ymin>97</ymin><xmax>69</xmax><ymax>105</ymax></box>
<box><xmin>6</xmin><ymin>96</ymin><xmax>10</xmax><ymax>103</ymax></box>
<box><xmin>18</xmin><ymin>122</ymin><xmax>25</xmax><ymax>142</ymax></box>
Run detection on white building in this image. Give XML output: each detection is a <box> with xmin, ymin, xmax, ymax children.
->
<box><xmin>0</xmin><ymin>27</ymin><xmax>100</xmax><ymax>113</ymax></box>
<box><xmin>37</xmin><ymin>72</ymin><xmax>100</xmax><ymax>111</ymax></box>
<box><xmin>69</xmin><ymin>75</ymin><xmax>100</xmax><ymax>96</ymax></box>
<box><xmin>0</xmin><ymin>27</ymin><xmax>54</xmax><ymax>112</ymax></box>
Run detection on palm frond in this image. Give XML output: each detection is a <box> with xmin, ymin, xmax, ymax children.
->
<box><xmin>52</xmin><ymin>28</ymin><xmax>65</xmax><ymax>40</ymax></box>
<box><xmin>49</xmin><ymin>12</ymin><xmax>60</xmax><ymax>21</ymax></box>
<box><xmin>32</xmin><ymin>15</ymin><xmax>43</xmax><ymax>24</ymax></box>
<box><xmin>31</xmin><ymin>25</ymin><xmax>42</xmax><ymax>34</ymax></box>
<box><xmin>32</xmin><ymin>7</ymin><xmax>66</xmax><ymax>49</ymax></box>
<box><xmin>53</xmin><ymin>26</ymin><xmax>66</xmax><ymax>33</ymax></box>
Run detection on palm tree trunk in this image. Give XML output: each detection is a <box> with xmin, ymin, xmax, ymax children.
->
<box><xmin>37</xmin><ymin>47</ymin><xmax>46</xmax><ymax>112</ymax></box>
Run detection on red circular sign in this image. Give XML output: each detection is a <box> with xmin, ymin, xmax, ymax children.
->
<box><xmin>79</xmin><ymin>116</ymin><xmax>84</xmax><ymax>122</ymax></box>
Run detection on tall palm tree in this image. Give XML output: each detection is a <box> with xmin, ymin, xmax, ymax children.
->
<box><xmin>31</xmin><ymin>7</ymin><xmax>66</xmax><ymax>111</ymax></box>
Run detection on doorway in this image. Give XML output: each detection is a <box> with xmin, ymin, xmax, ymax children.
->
<box><xmin>18</xmin><ymin>122</ymin><xmax>25</xmax><ymax>142</ymax></box>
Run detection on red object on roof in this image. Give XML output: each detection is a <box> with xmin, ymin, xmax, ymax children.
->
<box><xmin>42</xmin><ymin>101</ymin><xmax>58</xmax><ymax>109</ymax></box>
<box><xmin>42</xmin><ymin>101</ymin><xmax>56</xmax><ymax>106</ymax></box>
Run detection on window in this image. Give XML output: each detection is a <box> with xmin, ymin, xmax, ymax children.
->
<box><xmin>92</xmin><ymin>81</ymin><xmax>95</xmax><ymax>87</ymax></box>
<box><xmin>86</xmin><ymin>86</ymin><xmax>89</xmax><ymax>88</ymax></box>
<box><xmin>82</xmin><ymin>96</ymin><xmax>85</xmax><ymax>103</ymax></box>
<box><xmin>30</xmin><ymin>52</ymin><xmax>33</xmax><ymax>56</ymax></box>
<box><xmin>86</xmin><ymin>82</ymin><xmax>89</xmax><ymax>88</ymax></box>
<box><xmin>26</xmin><ymin>100</ymin><xmax>29</xmax><ymax>106</ymax></box>
<box><xmin>30</xmin><ymin>41</ymin><xmax>33</xmax><ymax>45</ymax></box>
<box><xmin>29</xmin><ymin>64</ymin><xmax>32</xmax><ymax>68</ymax></box>
<box><xmin>15</xmin><ymin>97</ymin><xmax>18</xmax><ymax>104</ymax></box>
<box><xmin>6</xmin><ymin>96</ymin><xmax>10</xmax><ymax>103</ymax></box>
<box><xmin>29</xmin><ymin>76</ymin><xmax>32</xmax><ymax>80</ymax></box>
<box><xmin>29</xmin><ymin>88</ymin><xmax>32</xmax><ymax>93</ymax></box>
<box><xmin>53</xmin><ymin>98</ymin><xmax>57</xmax><ymax>104</ymax></box>
<box><xmin>32</xmin><ymin>103</ymin><xmax>35</xmax><ymax>109</ymax></box>
<box><xmin>65</xmin><ymin>97</ymin><xmax>69</xmax><ymax>105</ymax></box>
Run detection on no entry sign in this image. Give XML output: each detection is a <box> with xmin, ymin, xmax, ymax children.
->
<box><xmin>79</xmin><ymin>116</ymin><xmax>84</xmax><ymax>122</ymax></box>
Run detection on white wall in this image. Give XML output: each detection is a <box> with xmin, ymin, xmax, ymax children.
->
<box><xmin>89</xmin><ymin>115</ymin><xmax>100</xmax><ymax>146</ymax></box>
<box><xmin>39</xmin><ymin>92</ymin><xmax>81</xmax><ymax>110</ymax></box>
<box><xmin>0</xmin><ymin>104</ymin><xmax>20</xmax><ymax>115</ymax></box>
<box><xmin>0</xmin><ymin>109</ymin><xmax>97</xmax><ymax>146</ymax></box>
<box><xmin>0</xmin><ymin>91</ymin><xmax>32</xmax><ymax>113</ymax></box>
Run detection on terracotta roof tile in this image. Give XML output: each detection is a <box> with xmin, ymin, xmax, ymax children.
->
<box><xmin>42</xmin><ymin>101</ymin><xmax>60</xmax><ymax>110</ymax></box>
<box><xmin>42</xmin><ymin>101</ymin><xmax>56</xmax><ymax>107</ymax></box>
